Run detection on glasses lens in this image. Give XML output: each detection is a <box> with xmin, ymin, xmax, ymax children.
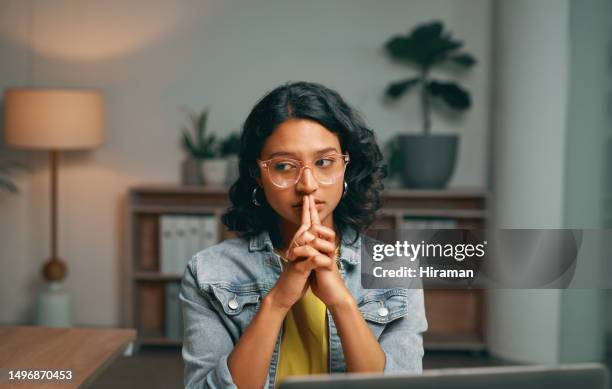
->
<box><xmin>313</xmin><ymin>155</ymin><xmax>345</xmax><ymax>184</ymax></box>
<box><xmin>268</xmin><ymin>159</ymin><xmax>300</xmax><ymax>187</ymax></box>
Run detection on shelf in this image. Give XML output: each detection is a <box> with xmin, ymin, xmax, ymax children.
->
<box><xmin>129</xmin><ymin>184</ymin><xmax>488</xmax><ymax>198</ymax></box>
<box><xmin>384</xmin><ymin>188</ymin><xmax>489</xmax><ymax>199</ymax></box>
<box><xmin>130</xmin><ymin>184</ymin><xmax>230</xmax><ymax>195</ymax></box>
<box><xmin>423</xmin><ymin>332</ymin><xmax>486</xmax><ymax>352</ymax></box>
<box><xmin>125</xmin><ymin>184</ymin><xmax>489</xmax><ymax>352</ymax></box>
<box><xmin>138</xmin><ymin>337</ymin><xmax>182</xmax><ymax>346</ymax></box>
<box><xmin>382</xmin><ymin>209</ymin><xmax>488</xmax><ymax>219</ymax></box>
<box><xmin>133</xmin><ymin>271</ymin><xmax>182</xmax><ymax>281</ymax></box>
<box><xmin>132</xmin><ymin>205</ymin><xmax>222</xmax><ymax>214</ymax></box>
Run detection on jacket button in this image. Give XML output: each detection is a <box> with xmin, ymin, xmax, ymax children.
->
<box><xmin>228</xmin><ymin>298</ymin><xmax>239</xmax><ymax>310</ymax></box>
<box><xmin>377</xmin><ymin>306</ymin><xmax>389</xmax><ymax>317</ymax></box>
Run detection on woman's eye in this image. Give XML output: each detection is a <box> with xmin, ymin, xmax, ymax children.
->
<box><xmin>315</xmin><ymin>158</ymin><xmax>334</xmax><ymax>168</ymax></box>
<box><xmin>273</xmin><ymin>161</ymin><xmax>298</xmax><ymax>171</ymax></box>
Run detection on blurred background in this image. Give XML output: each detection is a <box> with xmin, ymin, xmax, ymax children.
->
<box><xmin>0</xmin><ymin>0</ymin><xmax>610</xmax><ymax>387</ymax></box>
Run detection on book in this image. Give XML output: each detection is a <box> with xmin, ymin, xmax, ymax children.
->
<box><xmin>174</xmin><ymin>216</ymin><xmax>189</xmax><ymax>275</ymax></box>
<box><xmin>185</xmin><ymin>216</ymin><xmax>201</xmax><ymax>270</ymax></box>
<box><xmin>159</xmin><ymin>214</ymin><xmax>220</xmax><ymax>275</ymax></box>
<box><xmin>401</xmin><ymin>216</ymin><xmax>457</xmax><ymax>230</ymax></box>
<box><xmin>165</xmin><ymin>282</ymin><xmax>183</xmax><ymax>340</ymax></box>
<box><xmin>159</xmin><ymin>215</ymin><xmax>178</xmax><ymax>275</ymax></box>
<box><xmin>139</xmin><ymin>216</ymin><xmax>159</xmax><ymax>271</ymax></box>
<box><xmin>198</xmin><ymin>215</ymin><xmax>219</xmax><ymax>252</ymax></box>
<box><xmin>139</xmin><ymin>283</ymin><xmax>164</xmax><ymax>337</ymax></box>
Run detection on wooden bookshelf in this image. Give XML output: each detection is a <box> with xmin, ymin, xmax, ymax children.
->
<box><xmin>124</xmin><ymin>184</ymin><xmax>488</xmax><ymax>350</ymax></box>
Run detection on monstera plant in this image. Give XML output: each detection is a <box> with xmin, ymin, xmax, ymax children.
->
<box><xmin>383</xmin><ymin>21</ymin><xmax>477</xmax><ymax>188</ymax></box>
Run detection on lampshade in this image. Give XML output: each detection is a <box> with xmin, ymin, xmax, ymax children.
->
<box><xmin>4</xmin><ymin>88</ymin><xmax>104</xmax><ymax>150</ymax></box>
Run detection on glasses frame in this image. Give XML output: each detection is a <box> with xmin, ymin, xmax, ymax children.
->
<box><xmin>257</xmin><ymin>153</ymin><xmax>350</xmax><ymax>188</ymax></box>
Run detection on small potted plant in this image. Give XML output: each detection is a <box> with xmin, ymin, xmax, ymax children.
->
<box><xmin>181</xmin><ymin>108</ymin><xmax>226</xmax><ymax>186</ymax></box>
<box><xmin>0</xmin><ymin>160</ymin><xmax>27</xmax><ymax>193</ymax></box>
<box><xmin>220</xmin><ymin>131</ymin><xmax>241</xmax><ymax>186</ymax></box>
<box><xmin>383</xmin><ymin>20</ymin><xmax>477</xmax><ymax>188</ymax></box>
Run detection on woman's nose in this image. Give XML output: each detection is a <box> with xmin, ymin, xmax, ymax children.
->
<box><xmin>296</xmin><ymin>166</ymin><xmax>318</xmax><ymax>193</ymax></box>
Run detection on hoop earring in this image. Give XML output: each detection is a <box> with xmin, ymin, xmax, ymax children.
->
<box><xmin>342</xmin><ymin>181</ymin><xmax>348</xmax><ymax>197</ymax></box>
<box><xmin>252</xmin><ymin>187</ymin><xmax>261</xmax><ymax>207</ymax></box>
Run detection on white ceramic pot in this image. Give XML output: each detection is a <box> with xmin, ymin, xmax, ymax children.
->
<box><xmin>181</xmin><ymin>157</ymin><xmax>203</xmax><ymax>185</ymax></box>
<box><xmin>201</xmin><ymin>158</ymin><xmax>228</xmax><ymax>186</ymax></box>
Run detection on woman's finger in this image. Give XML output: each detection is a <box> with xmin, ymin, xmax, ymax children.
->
<box><xmin>305</xmin><ymin>236</ymin><xmax>336</xmax><ymax>256</ymax></box>
<box><xmin>309</xmin><ymin>194</ymin><xmax>321</xmax><ymax>225</ymax></box>
<box><xmin>308</xmin><ymin>224</ymin><xmax>336</xmax><ymax>243</ymax></box>
<box><xmin>284</xmin><ymin>196</ymin><xmax>311</xmax><ymax>257</ymax></box>
<box><xmin>286</xmin><ymin>231</ymin><xmax>317</xmax><ymax>261</ymax></box>
<box><xmin>284</xmin><ymin>223</ymin><xmax>310</xmax><ymax>258</ymax></box>
<box><xmin>293</xmin><ymin>230</ymin><xmax>317</xmax><ymax>248</ymax></box>
<box><xmin>294</xmin><ymin>254</ymin><xmax>334</xmax><ymax>273</ymax></box>
<box><xmin>302</xmin><ymin>195</ymin><xmax>311</xmax><ymax>228</ymax></box>
<box><xmin>290</xmin><ymin>243</ymin><xmax>321</xmax><ymax>261</ymax></box>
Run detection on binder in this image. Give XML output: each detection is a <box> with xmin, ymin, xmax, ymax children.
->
<box><xmin>159</xmin><ymin>215</ymin><xmax>178</xmax><ymax>275</ymax></box>
<box><xmin>165</xmin><ymin>282</ymin><xmax>183</xmax><ymax>340</ymax></box>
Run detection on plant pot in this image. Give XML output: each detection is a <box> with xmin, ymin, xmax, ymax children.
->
<box><xmin>201</xmin><ymin>158</ymin><xmax>228</xmax><ymax>186</ymax></box>
<box><xmin>225</xmin><ymin>155</ymin><xmax>239</xmax><ymax>186</ymax></box>
<box><xmin>181</xmin><ymin>157</ymin><xmax>203</xmax><ymax>185</ymax></box>
<box><xmin>398</xmin><ymin>134</ymin><xmax>458</xmax><ymax>189</ymax></box>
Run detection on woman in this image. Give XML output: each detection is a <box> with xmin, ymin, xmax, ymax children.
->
<box><xmin>180</xmin><ymin>81</ymin><xmax>427</xmax><ymax>389</ymax></box>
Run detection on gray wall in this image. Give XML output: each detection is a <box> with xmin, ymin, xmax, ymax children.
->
<box><xmin>0</xmin><ymin>0</ymin><xmax>492</xmax><ymax>326</ymax></box>
<box><xmin>486</xmin><ymin>0</ymin><xmax>569</xmax><ymax>364</ymax></box>
<box><xmin>560</xmin><ymin>0</ymin><xmax>612</xmax><ymax>362</ymax></box>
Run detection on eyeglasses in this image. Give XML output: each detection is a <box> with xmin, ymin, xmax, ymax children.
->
<box><xmin>257</xmin><ymin>153</ymin><xmax>350</xmax><ymax>188</ymax></box>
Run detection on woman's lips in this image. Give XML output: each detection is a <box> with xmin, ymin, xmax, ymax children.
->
<box><xmin>293</xmin><ymin>202</ymin><xmax>325</xmax><ymax>210</ymax></box>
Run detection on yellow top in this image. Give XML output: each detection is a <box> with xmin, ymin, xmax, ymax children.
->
<box><xmin>273</xmin><ymin>248</ymin><xmax>339</xmax><ymax>388</ymax></box>
<box><xmin>274</xmin><ymin>285</ymin><xmax>329</xmax><ymax>388</ymax></box>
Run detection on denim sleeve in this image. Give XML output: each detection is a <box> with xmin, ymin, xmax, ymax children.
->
<box><xmin>380</xmin><ymin>288</ymin><xmax>428</xmax><ymax>373</ymax></box>
<box><xmin>179</xmin><ymin>258</ymin><xmax>238</xmax><ymax>389</ymax></box>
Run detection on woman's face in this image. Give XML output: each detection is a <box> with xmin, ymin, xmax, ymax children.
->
<box><xmin>256</xmin><ymin>119</ymin><xmax>345</xmax><ymax>228</ymax></box>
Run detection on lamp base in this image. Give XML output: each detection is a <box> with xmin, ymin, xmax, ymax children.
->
<box><xmin>35</xmin><ymin>282</ymin><xmax>73</xmax><ymax>327</ymax></box>
<box><xmin>43</xmin><ymin>258</ymin><xmax>67</xmax><ymax>282</ymax></box>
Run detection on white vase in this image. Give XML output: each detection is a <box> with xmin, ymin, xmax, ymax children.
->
<box><xmin>181</xmin><ymin>157</ymin><xmax>203</xmax><ymax>185</ymax></box>
<box><xmin>201</xmin><ymin>158</ymin><xmax>228</xmax><ymax>186</ymax></box>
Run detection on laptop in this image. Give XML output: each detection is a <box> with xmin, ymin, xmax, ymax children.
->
<box><xmin>278</xmin><ymin>363</ymin><xmax>609</xmax><ymax>389</ymax></box>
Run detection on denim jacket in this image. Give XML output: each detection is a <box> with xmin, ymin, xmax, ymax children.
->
<box><xmin>179</xmin><ymin>225</ymin><xmax>428</xmax><ymax>389</ymax></box>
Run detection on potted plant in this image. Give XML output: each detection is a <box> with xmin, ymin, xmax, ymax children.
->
<box><xmin>383</xmin><ymin>20</ymin><xmax>477</xmax><ymax>188</ymax></box>
<box><xmin>181</xmin><ymin>108</ymin><xmax>226</xmax><ymax>186</ymax></box>
<box><xmin>382</xmin><ymin>135</ymin><xmax>404</xmax><ymax>188</ymax></box>
<box><xmin>220</xmin><ymin>131</ymin><xmax>241</xmax><ymax>186</ymax></box>
<box><xmin>0</xmin><ymin>160</ymin><xmax>27</xmax><ymax>193</ymax></box>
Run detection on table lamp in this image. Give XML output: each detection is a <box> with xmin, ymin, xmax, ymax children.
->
<box><xmin>4</xmin><ymin>88</ymin><xmax>104</xmax><ymax>326</ymax></box>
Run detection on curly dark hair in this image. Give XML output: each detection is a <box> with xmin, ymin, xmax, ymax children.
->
<box><xmin>222</xmin><ymin>81</ymin><xmax>387</xmax><ymax>247</ymax></box>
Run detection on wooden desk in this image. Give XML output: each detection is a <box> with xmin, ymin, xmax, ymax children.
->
<box><xmin>0</xmin><ymin>326</ymin><xmax>136</xmax><ymax>388</ymax></box>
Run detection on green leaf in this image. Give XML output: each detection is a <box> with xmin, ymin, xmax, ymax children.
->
<box><xmin>182</xmin><ymin>130</ymin><xmax>195</xmax><ymax>154</ymax></box>
<box><xmin>450</xmin><ymin>53</ymin><xmax>477</xmax><ymax>67</ymax></box>
<box><xmin>385</xmin><ymin>77</ymin><xmax>421</xmax><ymax>99</ymax></box>
<box><xmin>384</xmin><ymin>135</ymin><xmax>404</xmax><ymax>177</ymax></box>
<box><xmin>426</xmin><ymin>80</ymin><xmax>471</xmax><ymax>110</ymax></box>
<box><xmin>197</xmin><ymin>109</ymin><xmax>209</xmax><ymax>141</ymax></box>
<box><xmin>220</xmin><ymin>132</ymin><xmax>241</xmax><ymax>156</ymax></box>
<box><xmin>0</xmin><ymin>177</ymin><xmax>18</xmax><ymax>193</ymax></box>
<box><xmin>384</xmin><ymin>20</ymin><xmax>465</xmax><ymax>68</ymax></box>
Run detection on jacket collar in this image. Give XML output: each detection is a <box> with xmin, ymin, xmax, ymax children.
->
<box><xmin>248</xmin><ymin>224</ymin><xmax>360</xmax><ymax>266</ymax></box>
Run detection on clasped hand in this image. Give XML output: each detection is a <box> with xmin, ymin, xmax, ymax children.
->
<box><xmin>270</xmin><ymin>195</ymin><xmax>352</xmax><ymax>311</ymax></box>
